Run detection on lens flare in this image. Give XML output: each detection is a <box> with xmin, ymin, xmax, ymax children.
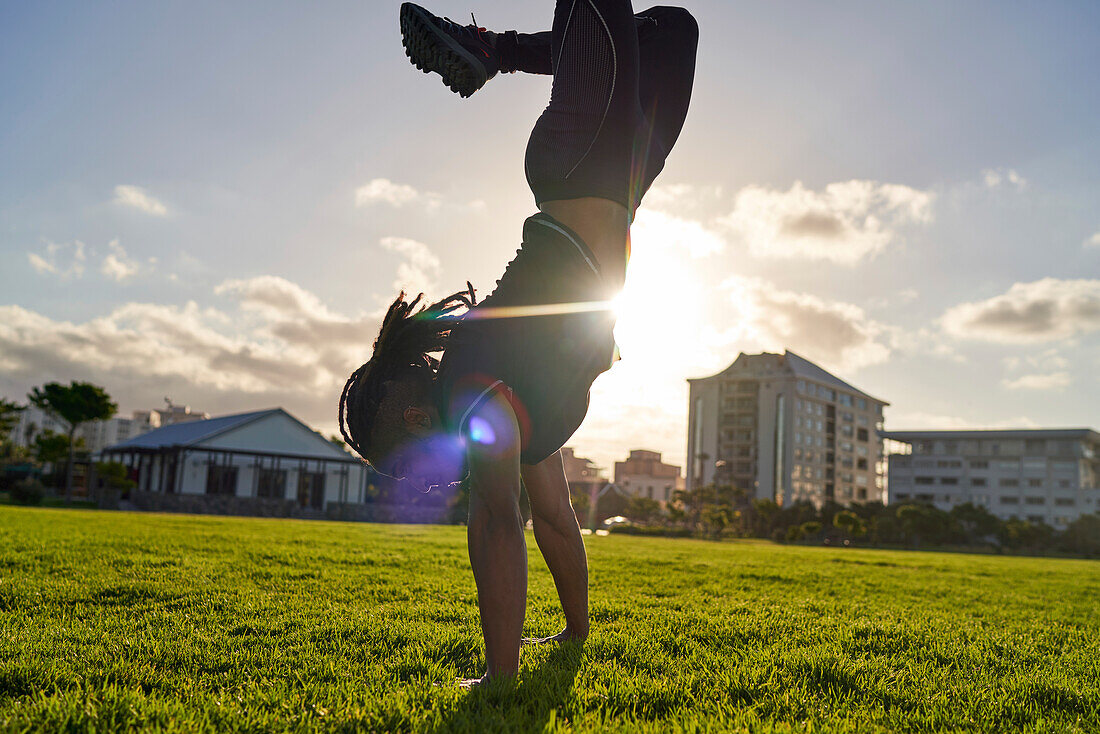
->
<box><xmin>467</xmin><ymin>416</ymin><xmax>496</xmax><ymax>445</ymax></box>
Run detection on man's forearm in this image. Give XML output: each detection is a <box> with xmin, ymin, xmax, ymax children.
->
<box><xmin>468</xmin><ymin>497</ymin><xmax>527</xmax><ymax>678</ymax></box>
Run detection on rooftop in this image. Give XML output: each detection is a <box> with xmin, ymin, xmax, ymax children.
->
<box><xmin>881</xmin><ymin>428</ymin><xmax>1099</xmax><ymax>442</ymax></box>
<box><xmin>690</xmin><ymin>350</ymin><xmax>887</xmax><ymax>405</ymax></box>
<box><xmin>105</xmin><ymin>409</ymin><xmax>279</xmax><ymax>450</ymax></box>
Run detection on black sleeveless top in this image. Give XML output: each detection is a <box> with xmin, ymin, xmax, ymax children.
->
<box><xmin>434</xmin><ymin>213</ymin><xmax>618</xmax><ymax>465</ymax></box>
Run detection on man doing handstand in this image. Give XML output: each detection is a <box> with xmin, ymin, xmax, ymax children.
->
<box><xmin>340</xmin><ymin>0</ymin><xmax>698</xmax><ymax>685</ymax></box>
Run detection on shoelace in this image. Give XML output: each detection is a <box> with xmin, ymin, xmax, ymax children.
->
<box><xmin>438</xmin><ymin>13</ymin><xmax>487</xmax><ymax>40</ymax></box>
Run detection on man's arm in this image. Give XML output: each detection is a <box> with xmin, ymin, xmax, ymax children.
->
<box><xmin>522</xmin><ymin>451</ymin><xmax>589</xmax><ymax>641</ymax></box>
<box><xmin>465</xmin><ymin>391</ymin><xmax>526</xmax><ymax>681</ymax></box>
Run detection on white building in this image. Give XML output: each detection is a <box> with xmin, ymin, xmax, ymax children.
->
<box><xmin>687</xmin><ymin>350</ymin><xmax>888</xmax><ymax>507</ymax></box>
<box><xmin>102</xmin><ymin>408</ymin><xmax>368</xmax><ymax>509</ymax></box>
<box><xmin>882</xmin><ymin>429</ymin><xmax>1100</xmax><ymax>527</ymax></box>
<box><xmin>614</xmin><ymin>449</ymin><xmax>682</xmax><ymax>504</ymax></box>
<box><xmin>10</xmin><ymin>406</ymin><xmax>69</xmax><ymax>448</ymax></box>
<box><xmin>12</xmin><ymin>403</ymin><xmax>209</xmax><ymax>454</ymax></box>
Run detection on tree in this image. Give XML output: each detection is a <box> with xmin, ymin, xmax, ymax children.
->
<box><xmin>949</xmin><ymin>502</ymin><xmax>1002</xmax><ymax>543</ymax></box>
<box><xmin>34</xmin><ymin>431</ymin><xmax>75</xmax><ymax>466</ymax></box>
<box><xmin>625</xmin><ymin>496</ymin><xmax>662</xmax><ymax>524</ymax></box>
<box><xmin>1059</xmin><ymin>514</ymin><xmax>1100</xmax><ymax>557</ymax></box>
<box><xmin>834</xmin><ymin>510</ymin><xmax>867</xmax><ymax>540</ymax></box>
<box><xmin>28</xmin><ymin>381</ymin><xmax>117</xmax><ymax>502</ymax></box>
<box><xmin>0</xmin><ymin>398</ymin><xmax>24</xmax><ymax>441</ymax></box>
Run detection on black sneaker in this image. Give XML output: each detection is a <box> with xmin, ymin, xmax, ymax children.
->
<box><xmin>399</xmin><ymin>2</ymin><xmax>499</xmax><ymax>98</ymax></box>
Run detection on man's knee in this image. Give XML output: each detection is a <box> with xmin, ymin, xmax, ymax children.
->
<box><xmin>641</xmin><ymin>6</ymin><xmax>699</xmax><ymax>46</ymax></box>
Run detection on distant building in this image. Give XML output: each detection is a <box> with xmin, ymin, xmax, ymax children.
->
<box><xmin>686</xmin><ymin>350</ymin><xmax>888</xmax><ymax>507</ymax></box>
<box><xmin>560</xmin><ymin>447</ymin><xmax>606</xmax><ymax>498</ymax></box>
<box><xmin>101</xmin><ymin>408</ymin><xmax>368</xmax><ymax>510</ymax></box>
<box><xmin>12</xmin><ymin>402</ymin><xmax>209</xmax><ymax>454</ymax></box>
<box><xmin>613</xmin><ymin>449</ymin><xmax>682</xmax><ymax>504</ymax></box>
<box><xmin>10</xmin><ymin>406</ymin><xmax>68</xmax><ymax>448</ymax></box>
<box><xmin>882</xmin><ymin>429</ymin><xmax>1100</xmax><ymax>527</ymax></box>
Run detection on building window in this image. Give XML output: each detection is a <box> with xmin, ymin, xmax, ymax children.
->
<box><xmin>1055</xmin><ymin>498</ymin><xmax>1076</xmax><ymax>507</ymax></box>
<box><xmin>206</xmin><ymin>464</ymin><xmax>238</xmax><ymax>495</ymax></box>
<box><xmin>971</xmin><ymin>478</ymin><xmax>987</xmax><ymax>487</ymax></box>
<box><xmin>999</xmin><ymin>479</ymin><xmax>1019</xmax><ymax>487</ymax></box>
<box><xmin>257</xmin><ymin>468</ymin><xmax>287</xmax><ymax>499</ymax></box>
<box><xmin>1025</xmin><ymin>497</ymin><xmax>1045</xmax><ymax>505</ymax></box>
<box><xmin>895</xmin><ymin>493</ymin><xmax>910</xmax><ymax>500</ymax></box>
<box><xmin>1027</xmin><ymin>515</ymin><xmax>1044</xmax><ymax>524</ymax></box>
<box><xmin>970</xmin><ymin>460</ymin><xmax>989</xmax><ymax>469</ymax></box>
<box><xmin>940</xmin><ymin>477</ymin><xmax>958</xmax><ymax>485</ymax></box>
<box><xmin>915</xmin><ymin>476</ymin><xmax>934</xmax><ymax>485</ymax></box>
<box><xmin>1027</xmin><ymin>478</ymin><xmax>1042</xmax><ymax>488</ymax></box>
<box><xmin>856</xmin><ymin>428</ymin><xmax>869</xmax><ymax>442</ymax></box>
<box><xmin>999</xmin><ymin>496</ymin><xmax>1019</xmax><ymax>505</ymax></box>
<box><xmin>297</xmin><ymin>472</ymin><xmax>325</xmax><ymax>509</ymax></box>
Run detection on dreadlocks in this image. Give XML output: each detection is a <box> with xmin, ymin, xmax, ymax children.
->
<box><xmin>339</xmin><ymin>283</ymin><xmax>477</xmax><ymax>463</ymax></box>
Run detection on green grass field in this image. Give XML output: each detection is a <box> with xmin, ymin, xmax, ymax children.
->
<box><xmin>1</xmin><ymin>507</ymin><xmax>1098</xmax><ymax>733</ymax></box>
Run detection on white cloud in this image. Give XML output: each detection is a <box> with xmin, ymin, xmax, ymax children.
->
<box><xmin>113</xmin><ymin>185</ymin><xmax>168</xmax><ymax>216</ymax></box>
<box><xmin>720</xmin><ymin>180</ymin><xmax>933</xmax><ymax>264</ymax></box>
<box><xmin>380</xmin><ymin>236</ymin><xmax>441</xmax><ymax>292</ymax></box>
<box><xmin>354</xmin><ymin>178</ymin><xmax>487</xmax><ymax>213</ymax></box>
<box><xmin>216</xmin><ymin>275</ymin><xmax>338</xmax><ymax>321</ymax></box>
<box><xmin>631</xmin><ymin>207</ymin><xmax>726</xmax><ymax>258</ymax></box>
<box><xmin>1084</xmin><ymin>231</ymin><xmax>1100</xmax><ymax>250</ymax></box>
<box><xmin>354</xmin><ymin>178</ymin><xmax>424</xmax><ymax>208</ymax></box>
<box><xmin>0</xmin><ymin>278</ymin><xmax>386</xmax><ymax>436</ymax></box>
<box><xmin>1002</xmin><ymin>349</ymin><xmax>1068</xmax><ymax>373</ymax></box>
<box><xmin>100</xmin><ymin>240</ymin><xmax>142</xmax><ymax>282</ymax></box>
<box><xmin>724</xmin><ymin>276</ymin><xmax>891</xmax><ymax>373</ymax></box>
<box><xmin>941</xmin><ymin>278</ymin><xmax>1100</xmax><ymax>343</ymax></box>
<box><xmin>1002</xmin><ymin>372</ymin><xmax>1071</xmax><ymax>391</ymax></box>
<box><xmin>982</xmin><ymin>168</ymin><xmax>1027</xmax><ymax>190</ymax></box>
<box><xmin>643</xmin><ymin>183</ymin><xmax>725</xmax><ymax>219</ymax></box>
<box><xmin>26</xmin><ymin>240</ymin><xmax>86</xmax><ymax>279</ymax></box>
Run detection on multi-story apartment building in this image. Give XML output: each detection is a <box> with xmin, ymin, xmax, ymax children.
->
<box><xmin>613</xmin><ymin>449</ymin><xmax>682</xmax><ymax>504</ymax></box>
<box><xmin>882</xmin><ymin>429</ymin><xmax>1100</xmax><ymax>526</ymax></box>
<box><xmin>686</xmin><ymin>350</ymin><xmax>888</xmax><ymax>507</ymax></box>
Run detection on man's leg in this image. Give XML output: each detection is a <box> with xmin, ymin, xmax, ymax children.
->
<box><xmin>500</xmin><ymin>6</ymin><xmax>699</xmax><ymax>198</ymax></box>
<box><xmin>522</xmin><ymin>451</ymin><xmax>589</xmax><ymax>642</ymax></box>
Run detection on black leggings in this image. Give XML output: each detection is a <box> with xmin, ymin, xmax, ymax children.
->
<box><xmin>506</xmin><ymin>3</ymin><xmax>698</xmax><ymax>213</ymax></box>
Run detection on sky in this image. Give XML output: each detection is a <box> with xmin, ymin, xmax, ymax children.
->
<box><xmin>2</xmin><ymin>1</ymin><xmax>1099</xmax><ymax>474</ymax></box>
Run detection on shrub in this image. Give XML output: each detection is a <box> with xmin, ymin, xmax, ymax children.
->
<box><xmin>800</xmin><ymin>521</ymin><xmax>822</xmax><ymax>538</ymax></box>
<box><xmin>94</xmin><ymin>461</ymin><xmax>136</xmax><ymax>491</ymax></box>
<box><xmin>11</xmin><ymin>479</ymin><xmax>44</xmax><ymax>506</ymax></box>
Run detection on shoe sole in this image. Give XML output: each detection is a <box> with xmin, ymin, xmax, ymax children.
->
<box><xmin>400</xmin><ymin>2</ymin><xmax>487</xmax><ymax>98</ymax></box>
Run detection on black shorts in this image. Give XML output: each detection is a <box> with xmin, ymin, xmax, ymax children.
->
<box><xmin>434</xmin><ymin>213</ymin><xmax>617</xmax><ymax>465</ymax></box>
<box><xmin>524</xmin><ymin>0</ymin><xmax>656</xmax><ymax>212</ymax></box>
